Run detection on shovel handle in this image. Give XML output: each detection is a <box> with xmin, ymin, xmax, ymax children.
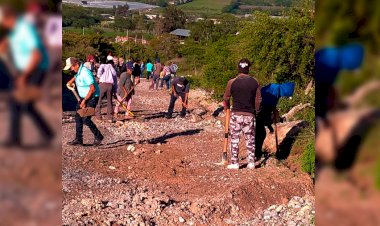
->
<box><xmin>222</xmin><ymin>109</ymin><xmax>231</xmax><ymax>163</ymax></box>
<box><xmin>66</xmin><ymin>83</ymin><xmax>81</xmax><ymax>102</ymax></box>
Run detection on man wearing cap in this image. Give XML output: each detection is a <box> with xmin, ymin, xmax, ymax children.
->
<box><xmin>166</xmin><ymin>76</ymin><xmax>190</xmax><ymax>119</ymax></box>
<box><xmin>0</xmin><ymin>6</ymin><xmax>54</xmax><ymax>147</ymax></box>
<box><xmin>223</xmin><ymin>58</ymin><xmax>261</xmax><ymax>170</ymax></box>
<box><xmin>64</xmin><ymin>57</ymin><xmax>104</xmax><ymax>146</ymax></box>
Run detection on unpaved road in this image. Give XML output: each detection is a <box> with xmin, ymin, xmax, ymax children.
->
<box><xmin>62</xmin><ymin>79</ymin><xmax>314</xmax><ymax>225</ymax></box>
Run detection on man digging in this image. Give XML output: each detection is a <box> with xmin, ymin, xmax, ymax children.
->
<box><xmin>166</xmin><ymin>76</ymin><xmax>190</xmax><ymax>119</ymax></box>
<box><xmin>64</xmin><ymin>57</ymin><xmax>104</xmax><ymax>146</ymax></box>
<box><xmin>223</xmin><ymin>58</ymin><xmax>261</xmax><ymax>169</ymax></box>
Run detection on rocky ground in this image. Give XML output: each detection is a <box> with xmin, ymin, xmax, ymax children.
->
<box><xmin>62</xmin><ymin>79</ymin><xmax>315</xmax><ymax>225</ymax></box>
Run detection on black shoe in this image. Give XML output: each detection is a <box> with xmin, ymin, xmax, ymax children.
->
<box><xmin>93</xmin><ymin>134</ymin><xmax>104</xmax><ymax>146</ymax></box>
<box><xmin>165</xmin><ymin>114</ymin><xmax>172</xmax><ymax>119</ymax></box>
<box><xmin>67</xmin><ymin>139</ymin><xmax>83</xmax><ymax>146</ymax></box>
<box><xmin>179</xmin><ymin>114</ymin><xmax>186</xmax><ymax>118</ymax></box>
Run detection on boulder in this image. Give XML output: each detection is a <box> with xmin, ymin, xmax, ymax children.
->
<box><xmin>263</xmin><ymin>120</ymin><xmax>307</xmax><ymax>154</ymax></box>
<box><xmin>316</xmin><ymin>108</ymin><xmax>380</xmax><ymax>165</ymax></box>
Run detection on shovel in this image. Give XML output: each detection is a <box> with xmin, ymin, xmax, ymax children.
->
<box><xmin>66</xmin><ymin>83</ymin><xmax>95</xmax><ymax>117</ymax></box>
<box><xmin>115</xmin><ymin>86</ymin><xmax>135</xmax><ymax>117</ymax></box>
<box><xmin>215</xmin><ymin>109</ymin><xmax>230</xmax><ymax>165</ymax></box>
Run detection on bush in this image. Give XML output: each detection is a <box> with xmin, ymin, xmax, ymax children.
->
<box><xmin>301</xmin><ymin>141</ymin><xmax>315</xmax><ymax>175</ymax></box>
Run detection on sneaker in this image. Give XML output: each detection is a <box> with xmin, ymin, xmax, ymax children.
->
<box><xmin>93</xmin><ymin>134</ymin><xmax>104</xmax><ymax>146</ymax></box>
<box><xmin>227</xmin><ymin>163</ymin><xmax>239</xmax><ymax>169</ymax></box>
<box><xmin>247</xmin><ymin>162</ymin><xmax>256</xmax><ymax>169</ymax></box>
<box><xmin>179</xmin><ymin>114</ymin><xmax>186</xmax><ymax>118</ymax></box>
<box><xmin>165</xmin><ymin>114</ymin><xmax>172</xmax><ymax>119</ymax></box>
<box><xmin>67</xmin><ymin>139</ymin><xmax>83</xmax><ymax>146</ymax></box>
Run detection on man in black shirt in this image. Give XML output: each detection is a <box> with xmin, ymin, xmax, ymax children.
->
<box><xmin>166</xmin><ymin>76</ymin><xmax>189</xmax><ymax>119</ymax></box>
<box><xmin>224</xmin><ymin>58</ymin><xmax>261</xmax><ymax>169</ymax></box>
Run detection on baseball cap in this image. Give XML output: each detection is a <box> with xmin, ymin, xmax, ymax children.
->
<box><xmin>238</xmin><ymin>58</ymin><xmax>251</xmax><ymax>74</ymax></box>
<box><xmin>63</xmin><ymin>57</ymin><xmax>80</xmax><ymax>70</ymax></box>
<box><xmin>107</xmin><ymin>55</ymin><xmax>114</xmax><ymax>61</ymax></box>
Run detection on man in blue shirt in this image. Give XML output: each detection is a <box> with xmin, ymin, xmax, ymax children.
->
<box><xmin>0</xmin><ymin>6</ymin><xmax>54</xmax><ymax>147</ymax></box>
<box><xmin>64</xmin><ymin>57</ymin><xmax>103</xmax><ymax>146</ymax></box>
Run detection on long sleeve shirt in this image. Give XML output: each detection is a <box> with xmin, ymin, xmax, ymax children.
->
<box><xmin>97</xmin><ymin>63</ymin><xmax>117</xmax><ymax>93</ymax></box>
<box><xmin>223</xmin><ymin>74</ymin><xmax>261</xmax><ymax>116</ymax></box>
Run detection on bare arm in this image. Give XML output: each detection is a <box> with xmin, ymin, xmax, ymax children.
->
<box><xmin>18</xmin><ymin>50</ymin><xmax>41</xmax><ymax>86</ymax></box>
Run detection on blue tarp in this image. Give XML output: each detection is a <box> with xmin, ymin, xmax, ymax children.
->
<box><xmin>261</xmin><ymin>82</ymin><xmax>295</xmax><ymax>107</ymax></box>
<box><xmin>315</xmin><ymin>43</ymin><xmax>364</xmax><ymax>85</ymax></box>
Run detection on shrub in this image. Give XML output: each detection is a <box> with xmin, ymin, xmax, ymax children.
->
<box><xmin>301</xmin><ymin>141</ymin><xmax>315</xmax><ymax>175</ymax></box>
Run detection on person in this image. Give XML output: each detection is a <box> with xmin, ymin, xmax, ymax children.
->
<box><xmin>114</xmin><ymin>68</ymin><xmax>134</xmax><ymax>119</ymax></box>
<box><xmin>126</xmin><ymin>57</ymin><xmax>134</xmax><ymax>71</ymax></box>
<box><xmin>0</xmin><ymin>6</ymin><xmax>54</xmax><ymax>147</ymax></box>
<box><xmin>150</xmin><ymin>58</ymin><xmax>162</xmax><ymax>90</ymax></box>
<box><xmin>112</xmin><ymin>56</ymin><xmax>119</xmax><ymax>72</ymax></box>
<box><xmin>140</xmin><ymin>60</ymin><xmax>145</xmax><ymax>79</ymax></box>
<box><xmin>132</xmin><ymin>60</ymin><xmax>141</xmax><ymax>85</ymax></box>
<box><xmin>169</xmin><ymin>61</ymin><xmax>178</xmax><ymax>77</ymax></box>
<box><xmin>223</xmin><ymin>58</ymin><xmax>261</xmax><ymax>170</ymax></box>
<box><xmin>160</xmin><ymin>62</ymin><xmax>171</xmax><ymax>90</ymax></box>
<box><xmin>146</xmin><ymin>59</ymin><xmax>154</xmax><ymax>80</ymax></box>
<box><xmin>117</xmin><ymin>57</ymin><xmax>126</xmax><ymax>77</ymax></box>
<box><xmin>166</xmin><ymin>76</ymin><xmax>190</xmax><ymax>119</ymax></box>
<box><xmin>96</xmin><ymin>58</ymin><xmax>117</xmax><ymax>121</ymax></box>
<box><xmin>86</xmin><ymin>55</ymin><xmax>96</xmax><ymax>75</ymax></box>
<box><xmin>64</xmin><ymin>57</ymin><xmax>103</xmax><ymax>146</ymax></box>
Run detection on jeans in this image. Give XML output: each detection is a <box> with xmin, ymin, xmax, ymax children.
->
<box><xmin>160</xmin><ymin>74</ymin><xmax>171</xmax><ymax>89</ymax></box>
<box><xmin>167</xmin><ymin>93</ymin><xmax>187</xmax><ymax>117</ymax></box>
<box><xmin>75</xmin><ymin>97</ymin><xmax>102</xmax><ymax>141</ymax></box>
<box><xmin>8</xmin><ymin>69</ymin><xmax>54</xmax><ymax>143</ymax></box>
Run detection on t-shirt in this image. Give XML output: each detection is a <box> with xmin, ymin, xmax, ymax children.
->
<box><xmin>9</xmin><ymin>17</ymin><xmax>49</xmax><ymax>71</ymax></box>
<box><xmin>170</xmin><ymin>64</ymin><xmax>178</xmax><ymax>73</ymax></box>
<box><xmin>146</xmin><ymin>62</ymin><xmax>154</xmax><ymax>72</ymax></box>
<box><xmin>117</xmin><ymin>72</ymin><xmax>133</xmax><ymax>97</ymax></box>
<box><xmin>153</xmin><ymin>63</ymin><xmax>162</xmax><ymax>76</ymax></box>
<box><xmin>75</xmin><ymin>64</ymin><xmax>100</xmax><ymax>98</ymax></box>
<box><xmin>172</xmin><ymin>77</ymin><xmax>190</xmax><ymax>94</ymax></box>
<box><xmin>224</xmin><ymin>74</ymin><xmax>260</xmax><ymax>116</ymax></box>
<box><xmin>127</xmin><ymin>61</ymin><xmax>134</xmax><ymax>70</ymax></box>
<box><xmin>132</xmin><ymin>63</ymin><xmax>141</xmax><ymax>76</ymax></box>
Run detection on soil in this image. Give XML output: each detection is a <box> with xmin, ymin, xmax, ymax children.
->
<box><xmin>62</xmin><ymin>79</ymin><xmax>314</xmax><ymax>225</ymax></box>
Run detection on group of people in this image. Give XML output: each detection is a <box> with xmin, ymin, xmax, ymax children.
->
<box><xmin>64</xmin><ymin>54</ymin><xmax>266</xmax><ymax>171</ymax></box>
<box><xmin>64</xmin><ymin>53</ymin><xmax>188</xmax><ymax>146</ymax></box>
<box><xmin>64</xmin><ymin>54</ymin><xmax>272</xmax><ymax>171</ymax></box>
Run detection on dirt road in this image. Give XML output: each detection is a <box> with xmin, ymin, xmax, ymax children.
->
<box><xmin>62</xmin><ymin>79</ymin><xmax>314</xmax><ymax>225</ymax></box>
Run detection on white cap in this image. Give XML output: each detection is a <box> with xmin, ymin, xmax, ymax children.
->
<box><xmin>107</xmin><ymin>55</ymin><xmax>113</xmax><ymax>61</ymax></box>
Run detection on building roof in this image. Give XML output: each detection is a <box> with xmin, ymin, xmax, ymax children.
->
<box><xmin>170</xmin><ymin>29</ymin><xmax>190</xmax><ymax>37</ymax></box>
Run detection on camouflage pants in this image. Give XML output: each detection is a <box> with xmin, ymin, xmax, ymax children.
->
<box><xmin>229</xmin><ymin>113</ymin><xmax>256</xmax><ymax>164</ymax></box>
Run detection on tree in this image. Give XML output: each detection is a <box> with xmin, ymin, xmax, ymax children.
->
<box><xmin>161</xmin><ymin>6</ymin><xmax>187</xmax><ymax>33</ymax></box>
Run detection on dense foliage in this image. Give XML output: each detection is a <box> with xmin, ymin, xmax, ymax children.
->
<box><xmin>62</xmin><ymin>4</ymin><xmax>102</xmax><ymax>28</ymax></box>
<box><xmin>190</xmin><ymin>11</ymin><xmax>314</xmax><ymax>100</ymax></box>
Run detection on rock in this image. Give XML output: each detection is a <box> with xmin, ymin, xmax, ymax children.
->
<box><xmin>192</xmin><ymin>108</ymin><xmax>207</xmax><ymax>116</ymax></box>
<box><xmin>275</xmin><ymin>205</ymin><xmax>283</xmax><ymax>212</ymax></box>
<box><xmin>127</xmin><ymin>145</ymin><xmax>136</xmax><ymax>152</ymax></box>
<box><xmin>115</xmin><ymin>121</ymin><xmax>124</xmax><ymax>127</ymax></box>
<box><xmin>179</xmin><ymin>217</ymin><xmax>186</xmax><ymax>223</ymax></box>
<box><xmin>190</xmin><ymin>114</ymin><xmax>202</xmax><ymax>123</ymax></box>
<box><xmin>109</xmin><ymin>166</ymin><xmax>116</xmax><ymax>170</ymax></box>
<box><xmin>316</xmin><ymin>108</ymin><xmax>380</xmax><ymax>163</ymax></box>
<box><xmin>155</xmin><ymin>150</ymin><xmax>162</xmax><ymax>154</ymax></box>
<box><xmin>263</xmin><ymin>120</ymin><xmax>307</xmax><ymax>153</ymax></box>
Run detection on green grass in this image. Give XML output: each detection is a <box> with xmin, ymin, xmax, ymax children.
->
<box><xmin>177</xmin><ymin>0</ymin><xmax>232</xmax><ymax>15</ymax></box>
